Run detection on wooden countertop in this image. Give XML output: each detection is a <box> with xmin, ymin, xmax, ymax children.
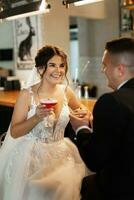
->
<box><xmin>81</xmin><ymin>98</ymin><xmax>96</xmax><ymax>112</ymax></box>
<box><xmin>0</xmin><ymin>90</ymin><xmax>20</xmax><ymax>107</ymax></box>
<box><xmin>0</xmin><ymin>90</ymin><xmax>97</xmax><ymax>111</ymax></box>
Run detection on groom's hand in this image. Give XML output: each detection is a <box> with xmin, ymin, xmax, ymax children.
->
<box><xmin>69</xmin><ymin>111</ymin><xmax>91</xmax><ymax>132</ymax></box>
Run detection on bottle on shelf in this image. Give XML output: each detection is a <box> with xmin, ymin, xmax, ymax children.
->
<box><xmin>122</xmin><ymin>0</ymin><xmax>127</xmax><ymax>6</ymax></box>
<box><xmin>75</xmin><ymin>84</ymin><xmax>82</xmax><ymax>99</ymax></box>
<box><xmin>84</xmin><ymin>86</ymin><xmax>89</xmax><ymax>99</ymax></box>
<box><xmin>122</xmin><ymin>11</ymin><xmax>129</xmax><ymax>31</ymax></box>
<box><xmin>128</xmin><ymin>11</ymin><xmax>134</xmax><ymax>30</ymax></box>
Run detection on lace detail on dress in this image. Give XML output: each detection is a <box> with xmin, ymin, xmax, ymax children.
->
<box><xmin>26</xmin><ymin>140</ymin><xmax>75</xmax><ymax>178</ymax></box>
<box><xmin>5</xmin><ymin>137</ymin><xmax>75</xmax><ymax>184</ymax></box>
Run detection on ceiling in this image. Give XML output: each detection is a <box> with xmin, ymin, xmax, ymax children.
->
<box><xmin>0</xmin><ymin>0</ymin><xmax>105</xmax><ymax>20</ymax></box>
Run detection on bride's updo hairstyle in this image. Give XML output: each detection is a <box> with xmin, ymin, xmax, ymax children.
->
<box><xmin>35</xmin><ymin>45</ymin><xmax>68</xmax><ymax>79</ymax></box>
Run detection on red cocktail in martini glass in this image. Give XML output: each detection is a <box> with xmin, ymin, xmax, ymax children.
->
<box><xmin>40</xmin><ymin>98</ymin><xmax>58</xmax><ymax>109</ymax></box>
<box><xmin>40</xmin><ymin>98</ymin><xmax>58</xmax><ymax>127</ymax></box>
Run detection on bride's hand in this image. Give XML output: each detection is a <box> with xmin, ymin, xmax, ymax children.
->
<box><xmin>35</xmin><ymin>105</ymin><xmax>54</xmax><ymax>121</ymax></box>
<box><xmin>69</xmin><ymin>111</ymin><xmax>91</xmax><ymax>131</ymax></box>
<box><xmin>74</xmin><ymin>108</ymin><xmax>93</xmax><ymax>125</ymax></box>
<box><xmin>70</xmin><ymin>107</ymin><xmax>90</xmax><ymax>118</ymax></box>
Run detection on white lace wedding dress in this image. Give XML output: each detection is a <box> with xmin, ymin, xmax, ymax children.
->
<box><xmin>0</xmin><ymin>87</ymin><xmax>87</xmax><ymax>200</ymax></box>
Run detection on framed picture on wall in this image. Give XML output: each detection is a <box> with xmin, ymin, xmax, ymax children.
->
<box><xmin>14</xmin><ymin>16</ymin><xmax>39</xmax><ymax>69</ymax></box>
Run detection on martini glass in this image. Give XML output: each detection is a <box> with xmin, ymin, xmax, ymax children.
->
<box><xmin>40</xmin><ymin>98</ymin><xmax>58</xmax><ymax>109</ymax></box>
<box><xmin>40</xmin><ymin>98</ymin><xmax>58</xmax><ymax>127</ymax></box>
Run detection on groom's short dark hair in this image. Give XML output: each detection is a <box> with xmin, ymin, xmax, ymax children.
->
<box><xmin>105</xmin><ymin>37</ymin><xmax>134</xmax><ymax>54</ymax></box>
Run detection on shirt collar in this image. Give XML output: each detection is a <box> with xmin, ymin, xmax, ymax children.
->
<box><xmin>117</xmin><ymin>80</ymin><xmax>128</xmax><ymax>90</ymax></box>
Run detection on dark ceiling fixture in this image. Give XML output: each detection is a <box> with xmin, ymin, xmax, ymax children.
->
<box><xmin>62</xmin><ymin>0</ymin><xmax>104</xmax><ymax>7</ymax></box>
<box><xmin>63</xmin><ymin>0</ymin><xmax>83</xmax><ymax>4</ymax></box>
<box><xmin>63</xmin><ymin>0</ymin><xmax>83</xmax><ymax>8</ymax></box>
<box><xmin>0</xmin><ymin>0</ymin><xmax>51</xmax><ymax>20</ymax></box>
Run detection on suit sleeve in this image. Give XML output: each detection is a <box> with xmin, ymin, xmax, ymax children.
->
<box><xmin>76</xmin><ymin>93</ymin><xmax>127</xmax><ymax>172</ymax></box>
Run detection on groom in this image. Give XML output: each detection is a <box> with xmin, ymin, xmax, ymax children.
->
<box><xmin>69</xmin><ymin>37</ymin><xmax>134</xmax><ymax>200</ymax></box>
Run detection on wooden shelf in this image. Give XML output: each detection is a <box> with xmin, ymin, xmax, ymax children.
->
<box><xmin>120</xmin><ymin>1</ymin><xmax>134</xmax><ymax>37</ymax></box>
<box><xmin>122</xmin><ymin>5</ymin><xmax>134</xmax><ymax>10</ymax></box>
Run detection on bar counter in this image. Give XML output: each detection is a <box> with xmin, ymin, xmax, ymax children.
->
<box><xmin>0</xmin><ymin>90</ymin><xmax>19</xmax><ymax>107</ymax></box>
<box><xmin>0</xmin><ymin>90</ymin><xmax>97</xmax><ymax>111</ymax></box>
<box><xmin>81</xmin><ymin>98</ymin><xmax>96</xmax><ymax>112</ymax></box>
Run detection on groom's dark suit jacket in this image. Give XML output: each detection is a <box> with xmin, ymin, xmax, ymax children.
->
<box><xmin>65</xmin><ymin>78</ymin><xmax>134</xmax><ymax>200</ymax></box>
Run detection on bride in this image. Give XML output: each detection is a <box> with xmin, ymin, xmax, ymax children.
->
<box><xmin>0</xmin><ymin>45</ymin><xmax>90</xmax><ymax>200</ymax></box>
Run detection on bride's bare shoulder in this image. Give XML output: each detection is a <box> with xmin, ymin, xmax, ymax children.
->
<box><xmin>14</xmin><ymin>89</ymin><xmax>30</xmax><ymax>107</ymax></box>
